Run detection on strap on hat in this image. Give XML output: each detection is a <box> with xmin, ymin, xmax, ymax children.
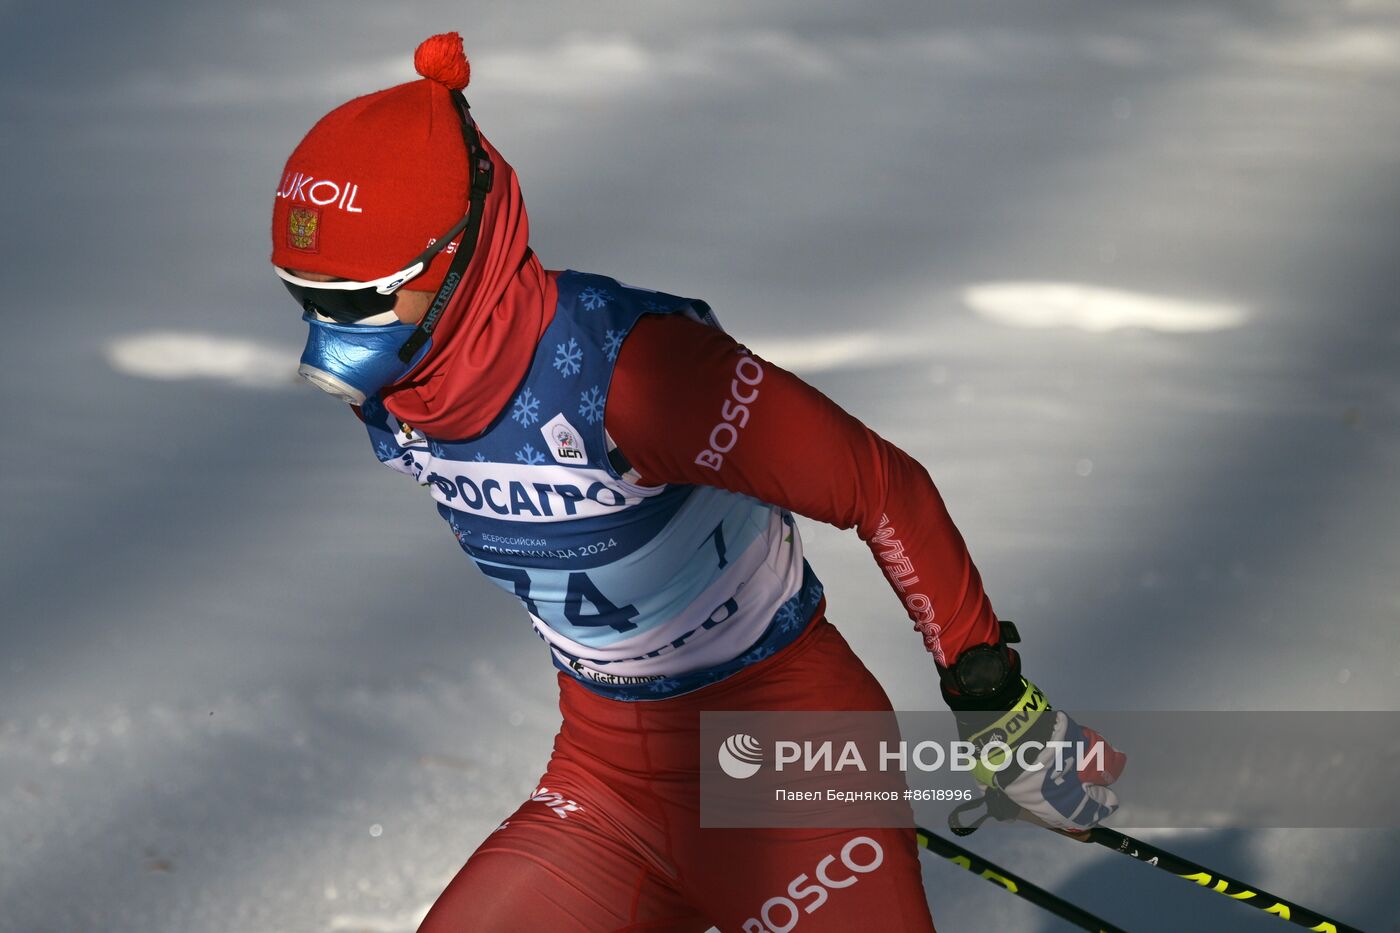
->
<box><xmin>397</xmin><ymin>90</ymin><xmax>494</xmax><ymax>364</ymax></box>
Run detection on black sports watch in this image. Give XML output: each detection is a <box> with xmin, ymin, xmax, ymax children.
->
<box><xmin>939</xmin><ymin>620</ymin><xmax>1021</xmax><ymax>699</ymax></box>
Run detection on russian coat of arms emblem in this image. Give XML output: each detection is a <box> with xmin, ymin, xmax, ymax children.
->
<box><xmin>287</xmin><ymin>206</ymin><xmax>320</xmax><ymax>251</ymax></box>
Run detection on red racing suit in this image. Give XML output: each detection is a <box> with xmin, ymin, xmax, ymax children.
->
<box><xmin>417</xmin><ymin>312</ymin><xmax>1002</xmax><ymax>932</ymax></box>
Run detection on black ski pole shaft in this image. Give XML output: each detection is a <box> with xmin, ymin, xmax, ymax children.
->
<box><xmin>915</xmin><ymin>826</ymin><xmax>1129</xmax><ymax>933</ymax></box>
<box><xmin>1085</xmin><ymin>827</ymin><xmax>1366</xmax><ymax>933</ymax></box>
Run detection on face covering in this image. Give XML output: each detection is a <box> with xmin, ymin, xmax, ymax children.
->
<box><xmin>298</xmin><ymin>309</ymin><xmax>432</xmax><ymax>406</ymax></box>
<box><xmin>278</xmin><ymin>204</ymin><xmax>476</xmax><ymax>406</ymax></box>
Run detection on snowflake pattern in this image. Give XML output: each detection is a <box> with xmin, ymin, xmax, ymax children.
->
<box><xmin>737</xmin><ymin>645</ymin><xmax>777</xmax><ymax>666</ymax></box>
<box><xmin>514</xmin><ymin>443</ymin><xmax>546</xmax><ymax>466</ymax></box>
<box><xmin>553</xmin><ymin>337</ymin><xmax>583</xmax><ymax>377</ymax></box>
<box><xmin>358</xmin><ymin>278</ymin><xmax>824</xmax><ymax>703</ymax></box>
<box><xmin>602</xmin><ymin>329</ymin><xmax>624</xmax><ymax>362</ymax></box>
<box><xmin>775</xmin><ymin>601</ymin><xmax>804</xmax><ymax>634</ymax></box>
<box><xmin>512</xmin><ymin>387</ymin><xmax>541</xmax><ymax>427</ymax></box>
<box><xmin>578</xmin><ymin>286</ymin><xmax>611</xmax><ymax>311</ymax></box>
<box><xmin>578</xmin><ymin>385</ymin><xmax>604</xmax><ymax>424</ymax></box>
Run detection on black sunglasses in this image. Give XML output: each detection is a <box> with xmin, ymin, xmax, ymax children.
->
<box><xmin>278</xmin><ymin>212</ymin><xmax>475</xmax><ymax>324</ymax></box>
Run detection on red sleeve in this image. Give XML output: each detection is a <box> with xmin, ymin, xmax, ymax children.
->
<box><xmin>604</xmin><ymin>314</ymin><xmax>1000</xmax><ymax>667</ymax></box>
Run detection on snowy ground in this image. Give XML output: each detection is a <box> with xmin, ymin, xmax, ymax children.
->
<box><xmin>3</xmin><ymin>2</ymin><xmax>1399</xmax><ymax>931</ymax></box>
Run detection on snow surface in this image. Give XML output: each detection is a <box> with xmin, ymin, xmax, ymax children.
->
<box><xmin>962</xmin><ymin>282</ymin><xmax>1247</xmax><ymax>334</ymax></box>
<box><xmin>3</xmin><ymin>2</ymin><xmax>1400</xmax><ymax>931</ymax></box>
<box><xmin>104</xmin><ymin>332</ymin><xmax>301</xmax><ymax>388</ymax></box>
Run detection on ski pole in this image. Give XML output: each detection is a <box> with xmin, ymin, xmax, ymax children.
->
<box><xmin>940</xmin><ymin>789</ymin><xmax>1368</xmax><ymax>933</ymax></box>
<box><xmin>914</xmin><ymin>826</ymin><xmax>1129</xmax><ymax>933</ymax></box>
<box><xmin>1083</xmin><ymin>826</ymin><xmax>1367</xmax><ymax>933</ymax></box>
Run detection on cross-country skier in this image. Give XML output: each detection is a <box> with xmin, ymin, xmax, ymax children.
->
<box><xmin>271</xmin><ymin>32</ymin><xmax>1124</xmax><ymax>932</ymax></box>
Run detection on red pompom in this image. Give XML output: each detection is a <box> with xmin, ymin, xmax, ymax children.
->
<box><xmin>414</xmin><ymin>32</ymin><xmax>471</xmax><ymax>90</ymax></box>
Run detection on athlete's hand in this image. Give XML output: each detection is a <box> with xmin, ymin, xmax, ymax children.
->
<box><xmin>980</xmin><ymin>696</ymin><xmax>1125</xmax><ymax>832</ymax></box>
<box><xmin>940</xmin><ymin>628</ymin><xmax>1125</xmax><ymax>832</ymax></box>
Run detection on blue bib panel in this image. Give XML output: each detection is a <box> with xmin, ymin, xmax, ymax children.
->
<box><xmin>361</xmin><ymin>271</ymin><xmax>823</xmax><ymax>699</ymax></box>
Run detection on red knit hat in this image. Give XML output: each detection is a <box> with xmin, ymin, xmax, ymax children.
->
<box><xmin>270</xmin><ymin>33</ymin><xmax>475</xmax><ymax>291</ymax></box>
